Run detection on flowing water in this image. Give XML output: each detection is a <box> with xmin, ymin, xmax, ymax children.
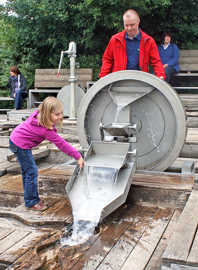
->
<box><xmin>114</xmin><ymin>104</ymin><xmax>124</xmax><ymax>123</ymax></box>
<box><xmin>60</xmin><ymin>165</ymin><xmax>118</xmax><ymax>246</ymax></box>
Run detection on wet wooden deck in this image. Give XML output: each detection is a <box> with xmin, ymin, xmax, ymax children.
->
<box><xmin>0</xmin><ymin>110</ymin><xmax>198</xmax><ymax>269</ymax></box>
<box><xmin>0</xmin><ymin>166</ymin><xmax>196</xmax><ymax>270</ymax></box>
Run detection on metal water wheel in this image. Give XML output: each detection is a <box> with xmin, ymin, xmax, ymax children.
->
<box><xmin>77</xmin><ymin>70</ymin><xmax>186</xmax><ymax>171</ymax></box>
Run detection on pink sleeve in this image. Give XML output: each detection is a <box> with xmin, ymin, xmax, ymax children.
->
<box><xmin>44</xmin><ymin>129</ymin><xmax>81</xmax><ymax>160</ymax></box>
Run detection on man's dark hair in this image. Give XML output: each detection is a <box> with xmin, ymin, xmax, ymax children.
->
<box><xmin>162</xmin><ymin>32</ymin><xmax>172</xmax><ymax>42</ymax></box>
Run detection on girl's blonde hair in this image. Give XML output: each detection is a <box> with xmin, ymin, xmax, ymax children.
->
<box><xmin>38</xmin><ymin>96</ymin><xmax>63</xmax><ymax>129</ymax></box>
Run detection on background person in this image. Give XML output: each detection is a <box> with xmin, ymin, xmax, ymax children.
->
<box><xmin>9</xmin><ymin>96</ymin><xmax>84</xmax><ymax>211</ymax></box>
<box><xmin>158</xmin><ymin>32</ymin><xmax>179</xmax><ymax>83</ymax></box>
<box><xmin>99</xmin><ymin>9</ymin><xmax>165</xmax><ymax>80</ymax></box>
<box><xmin>8</xmin><ymin>66</ymin><xmax>27</xmax><ymax>110</ymax></box>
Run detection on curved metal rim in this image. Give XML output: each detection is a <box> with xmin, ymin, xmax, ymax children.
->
<box><xmin>77</xmin><ymin>70</ymin><xmax>186</xmax><ymax>171</ymax></box>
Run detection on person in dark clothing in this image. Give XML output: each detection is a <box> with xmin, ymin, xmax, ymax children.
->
<box><xmin>158</xmin><ymin>33</ymin><xmax>179</xmax><ymax>83</ymax></box>
<box><xmin>8</xmin><ymin>66</ymin><xmax>27</xmax><ymax>110</ymax></box>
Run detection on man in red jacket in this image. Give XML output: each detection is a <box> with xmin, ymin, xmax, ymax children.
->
<box><xmin>99</xmin><ymin>9</ymin><xmax>165</xmax><ymax>79</ymax></box>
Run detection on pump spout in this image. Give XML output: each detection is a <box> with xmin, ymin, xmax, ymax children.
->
<box><xmin>65</xmin><ymin>41</ymin><xmax>76</xmax><ymax>56</ymax></box>
<box><xmin>57</xmin><ymin>41</ymin><xmax>77</xmax><ymax>77</ymax></box>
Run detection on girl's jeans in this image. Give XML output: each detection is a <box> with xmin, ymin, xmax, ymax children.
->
<box><xmin>9</xmin><ymin>139</ymin><xmax>40</xmax><ymax>207</ymax></box>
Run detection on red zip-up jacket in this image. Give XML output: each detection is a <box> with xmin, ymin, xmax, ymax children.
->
<box><xmin>99</xmin><ymin>30</ymin><xmax>165</xmax><ymax>79</ymax></box>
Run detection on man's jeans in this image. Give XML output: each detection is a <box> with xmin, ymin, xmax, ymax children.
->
<box><xmin>9</xmin><ymin>139</ymin><xmax>40</xmax><ymax>208</ymax></box>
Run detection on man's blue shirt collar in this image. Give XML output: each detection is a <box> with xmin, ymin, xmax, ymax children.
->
<box><xmin>125</xmin><ymin>31</ymin><xmax>141</xmax><ymax>41</ymax></box>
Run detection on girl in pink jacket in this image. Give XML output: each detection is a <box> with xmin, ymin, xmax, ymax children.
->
<box><xmin>9</xmin><ymin>96</ymin><xmax>84</xmax><ymax>211</ymax></box>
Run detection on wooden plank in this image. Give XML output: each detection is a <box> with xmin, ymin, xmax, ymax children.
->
<box><xmin>187</xmin><ymin>229</ymin><xmax>198</xmax><ymax>265</ymax></box>
<box><xmin>34</xmin><ymin>68</ymin><xmax>93</xmax><ymax>88</ymax></box>
<box><xmin>180</xmin><ymin>94</ymin><xmax>198</xmax><ymax>99</ymax></box>
<box><xmin>3</xmin><ymin>230</ymin><xmax>61</xmax><ymax>269</ymax></box>
<box><xmin>171</xmin><ymin>264</ymin><xmax>198</xmax><ymax>269</ymax></box>
<box><xmin>179</xmin><ymin>57</ymin><xmax>198</xmax><ymax>64</ymax></box>
<box><xmin>133</xmin><ymin>171</ymin><xmax>194</xmax><ymax>189</ymax></box>
<box><xmin>0</xmin><ymin>227</ymin><xmax>15</xmax><ymax>240</ymax></box>
<box><xmin>179</xmin><ymin>64</ymin><xmax>198</xmax><ymax>71</ymax></box>
<box><xmin>162</xmin><ymin>190</ymin><xmax>198</xmax><ymax>264</ymax></box>
<box><xmin>35</xmin><ymin>68</ymin><xmax>93</xmax><ymax>75</ymax></box>
<box><xmin>187</xmin><ymin>117</ymin><xmax>198</xmax><ymax>128</ymax></box>
<box><xmin>35</xmin><ymin>74</ymin><xmax>93</xmax><ymax>82</ymax></box>
<box><xmin>146</xmin><ymin>210</ymin><xmax>181</xmax><ymax>270</ymax></box>
<box><xmin>95</xmin><ymin>207</ymin><xmax>158</xmax><ymax>270</ymax></box>
<box><xmin>180</xmin><ymin>50</ymin><xmax>198</xmax><ymax>57</ymax></box>
<box><xmin>0</xmin><ymin>231</ymin><xmax>43</xmax><ymax>264</ymax></box>
<box><xmin>174</xmin><ymin>72</ymin><xmax>198</xmax><ymax>77</ymax></box>
<box><xmin>29</xmin><ymin>89</ymin><xmax>60</xmax><ymax>93</ymax></box>
<box><xmin>162</xmin><ymin>265</ymin><xmax>198</xmax><ymax>270</ymax></box>
<box><xmin>0</xmin><ymin>229</ymin><xmax>30</xmax><ymax>254</ymax></box>
<box><xmin>120</xmin><ymin>209</ymin><xmax>171</xmax><ymax>270</ymax></box>
<box><xmin>181</xmin><ymin>143</ymin><xmax>198</xmax><ymax>158</ymax></box>
<box><xmin>96</xmin><ymin>227</ymin><xmax>145</xmax><ymax>270</ymax></box>
<box><xmin>176</xmin><ymin>87</ymin><xmax>198</xmax><ymax>90</ymax></box>
<box><xmin>97</xmin><ymin>208</ymin><xmax>173</xmax><ymax>270</ymax></box>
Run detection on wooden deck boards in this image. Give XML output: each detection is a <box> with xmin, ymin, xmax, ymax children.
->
<box><xmin>145</xmin><ymin>209</ymin><xmax>181</xmax><ymax>270</ymax></box>
<box><xmin>0</xmin><ymin>202</ymin><xmax>176</xmax><ymax>270</ymax></box>
<box><xmin>162</xmin><ymin>190</ymin><xmax>198</xmax><ymax>269</ymax></box>
<box><xmin>121</xmin><ymin>215</ymin><xmax>170</xmax><ymax>270</ymax></box>
<box><xmin>0</xmin><ymin>166</ymin><xmax>194</xmax><ymax>270</ymax></box>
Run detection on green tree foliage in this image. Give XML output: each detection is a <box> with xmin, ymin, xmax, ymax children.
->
<box><xmin>0</xmin><ymin>17</ymin><xmax>16</xmax><ymax>88</ymax></box>
<box><xmin>0</xmin><ymin>0</ymin><xmax>198</xmax><ymax>84</ymax></box>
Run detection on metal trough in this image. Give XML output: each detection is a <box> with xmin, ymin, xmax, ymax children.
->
<box><xmin>66</xmin><ymin>141</ymin><xmax>136</xmax><ymax>222</ymax></box>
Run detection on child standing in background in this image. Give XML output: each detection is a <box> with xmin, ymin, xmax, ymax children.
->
<box><xmin>9</xmin><ymin>96</ymin><xmax>84</xmax><ymax>211</ymax></box>
<box><xmin>8</xmin><ymin>66</ymin><xmax>27</xmax><ymax>110</ymax></box>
